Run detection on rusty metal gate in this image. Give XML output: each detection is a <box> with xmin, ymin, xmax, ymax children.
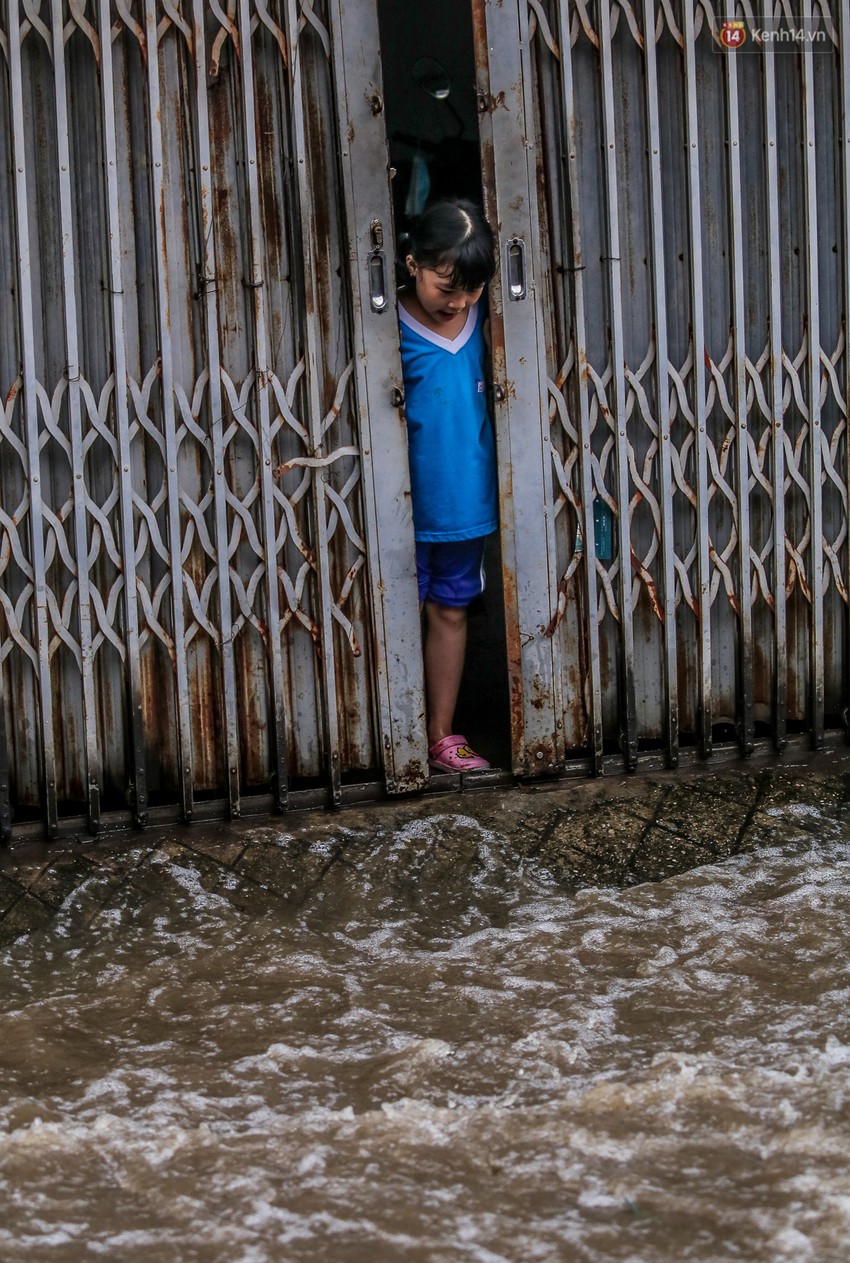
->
<box><xmin>1</xmin><ymin>1</ymin><xmax>849</xmax><ymax>843</ymax></box>
<box><xmin>524</xmin><ymin>0</ymin><xmax>850</xmax><ymax>770</ymax></box>
<box><xmin>0</xmin><ymin>0</ymin><xmax>427</xmax><ymax>841</ymax></box>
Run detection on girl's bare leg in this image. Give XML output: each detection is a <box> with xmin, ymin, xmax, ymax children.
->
<box><xmin>423</xmin><ymin>600</ymin><xmax>467</xmax><ymax>746</ymax></box>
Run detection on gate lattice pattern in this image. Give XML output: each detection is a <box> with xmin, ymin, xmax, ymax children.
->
<box><xmin>531</xmin><ymin>0</ymin><xmax>849</xmax><ymax>766</ymax></box>
<box><xmin>0</xmin><ymin>0</ymin><xmax>376</xmax><ymax>839</ymax></box>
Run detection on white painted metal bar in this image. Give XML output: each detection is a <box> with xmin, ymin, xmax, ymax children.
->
<box><xmin>681</xmin><ymin>0</ymin><xmax>712</xmax><ymax>756</ymax></box>
<box><xmin>325</xmin><ymin>0</ymin><xmax>428</xmax><ymax>794</ymax></box>
<box><xmin>682</xmin><ymin>0</ymin><xmax>712</xmax><ymax>752</ymax></box>
<box><xmin>97</xmin><ymin>0</ymin><xmax>148</xmax><ymax>826</ymax></box>
<box><xmin>761</xmin><ymin>3</ymin><xmax>788</xmax><ymax>750</ymax></box>
<box><xmin>142</xmin><ymin>0</ymin><xmax>195</xmax><ymax>819</ymax></box>
<box><xmin>557</xmin><ymin>2</ymin><xmax>604</xmax><ymax>770</ymax></box>
<box><xmin>598</xmin><ymin>0</ymin><xmax>638</xmax><ymax>768</ymax></box>
<box><xmin>232</xmin><ymin>0</ymin><xmax>298</xmax><ymax>809</ymax></box>
<box><xmin>801</xmin><ymin>0</ymin><xmax>824</xmax><ymax>747</ymax></box>
<box><xmin>0</xmin><ymin>619</ymin><xmax>10</xmax><ymax>840</ymax></box>
<box><xmin>724</xmin><ymin>36</ymin><xmax>754</xmax><ymax>755</ymax></box>
<box><xmin>276</xmin><ymin>0</ymin><xmax>342</xmax><ymax>805</ymax></box>
<box><xmin>0</xmin><ymin>668</ymin><xmax>9</xmax><ymax>840</ymax></box>
<box><xmin>191</xmin><ymin>0</ymin><xmax>243</xmax><ymax>817</ymax></box>
<box><xmin>51</xmin><ymin>2</ymin><xmax>101</xmax><ymax>831</ymax></box>
<box><xmin>642</xmin><ymin>0</ymin><xmax>679</xmax><ymax>765</ymax></box>
<box><xmin>6</xmin><ymin>0</ymin><xmax>58</xmax><ymax>836</ymax></box>
<box><xmin>841</xmin><ymin>0</ymin><xmax>850</xmax><ymax>733</ymax></box>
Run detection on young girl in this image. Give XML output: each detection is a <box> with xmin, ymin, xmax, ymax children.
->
<box><xmin>399</xmin><ymin>198</ymin><xmax>498</xmax><ymax>773</ymax></box>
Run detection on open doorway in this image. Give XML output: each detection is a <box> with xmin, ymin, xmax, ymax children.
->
<box><xmin>376</xmin><ymin>0</ymin><xmax>511</xmax><ymax>771</ymax></box>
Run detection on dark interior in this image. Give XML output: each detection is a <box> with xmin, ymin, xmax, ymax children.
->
<box><xmin>376</xmin><ymin>0</ymin><xmax>511</xmax><ymax>771</ymax></box>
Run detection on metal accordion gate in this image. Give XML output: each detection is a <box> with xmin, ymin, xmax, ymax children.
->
<box><xmin>1</xmin><ymin>1</ymin><xmax>849</xmax><ymax>843</ymax></box>
<box><xmin>0</xmin><ymin>0</ymin><xmax>427</xmax><ymax>841</ymax></box>
<box><xmin>525</xmin><ymin>0</ymin><xmax>850</xmax><ymax>769</ymax></box>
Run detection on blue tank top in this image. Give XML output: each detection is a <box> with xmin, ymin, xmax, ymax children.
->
<box><xmin>399</xmin><ymin>301</ymin><xmax>498</xmax><ymax>543</ymax></box>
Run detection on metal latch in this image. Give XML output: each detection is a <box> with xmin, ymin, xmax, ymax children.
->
<box><xmin>506</xmin><ymin>237</ymin><xmax>527</xmax><ymax>301</ymax></box>
<box><xmin>368</xmin><ymin>219</ymin><xmax>388</xmax><ymax>313</ymax></box>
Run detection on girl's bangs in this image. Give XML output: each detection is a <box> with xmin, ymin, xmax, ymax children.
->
<box><xmin>447</xmin><ymin>238</ymin><xmax>497</xmax><ymax>291</ymax></box>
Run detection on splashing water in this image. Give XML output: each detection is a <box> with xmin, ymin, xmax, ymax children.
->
<box><xmin>1</xmin><ymin>790</ymin><xmax>849</xmax><ymax>1262</ymax></box>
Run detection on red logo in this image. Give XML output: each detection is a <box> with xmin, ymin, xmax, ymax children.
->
<box><xmin>720</xmin><ymin>19</ymin><xmax>747</xmax><ymax>48</ymax></box>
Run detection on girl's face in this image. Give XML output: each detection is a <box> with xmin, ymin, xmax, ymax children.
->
<box><xmin>407</xmin><ymin>259</ymin><xmax>484</xmax><ymax>326</ymax></box>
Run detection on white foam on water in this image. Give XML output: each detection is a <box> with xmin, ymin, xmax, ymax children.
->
<box><xmin>3</xmin><ymin>817</ymin><xmax>850</xmax><ymax>1261</ymax></box>
<box><xmin>152</xmin><ymin>855</ymin><xmax>241</xmax><ymax>921</ymax></box>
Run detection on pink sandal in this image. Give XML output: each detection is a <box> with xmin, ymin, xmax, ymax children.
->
<box><xmin>428</xmin><ymin>734</ymin><xmax>490</xmax><ymax>773</ymax></box>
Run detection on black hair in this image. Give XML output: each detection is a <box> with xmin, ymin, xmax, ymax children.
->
<box><xmin>405</xmin><ymin>198</ymin><xmax>497</xmax><ymax>291</ymax></box>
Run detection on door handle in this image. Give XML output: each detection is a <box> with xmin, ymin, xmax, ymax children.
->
<box><xmin>506</xmin><ymin>236</ymin><xmax>527</xmax><ymax>301</ymax></box>
<box><xmin>368</xmin><ymin>249</ymin><xmax>388</xmax><ymax>312</ymax></box>
<box><xmin>368</xmin><ymin>219</ymin><xmax>388</xmax><ymax>312</ymax></box>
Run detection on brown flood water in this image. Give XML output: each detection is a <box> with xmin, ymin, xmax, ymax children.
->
<box><xmin>1</xmin><ymin>782</ymin><xmax>849</xmax><ymax>1262</ymax></box>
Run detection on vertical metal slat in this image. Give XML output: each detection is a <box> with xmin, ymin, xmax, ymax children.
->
<box><xmin>51</xmin><ymin>2</ymin><xmax>101</xmax><ymax>830</ymax></box>
<box><xmin>0</xmin><ymin>617</ymin><xmax>13</xmax><ymax>855</ymax></box>
<box><xmin>143</xmin><ymin>0</ymin><xmax>195</xmax><ymax>819</ymax></box>
<box><xmin>325</xmin><ymin>0</ymin><xmax>428</xmax><ymax>794</ymax></box>
<box><xmin>725</xmin><ymin>41</ymin><xmax>754</xmax><ymax>755</ymax></box>
<box><xmin>232</xmin><ymin>0</ymin><xmax>296</xmax><ymax>809</ymax></box>
<box><xmin>191</xmin><ymin>0</ymin><xmax>243</xmax><ymax>816</ymax></box>
<box><xmin>802</xmin><ymin>0</ymin><xmax>824</xmax><ymax>747</ymax></box>
<box><xmin>681</xmin><ymin>1</ymin><xmax>712</xmax><ymax>757</ymax></box>
<box><xmin>598</xmin><ymin>0</ymin><xmax>638</xmax><ymax>768</ymax></box>
<box><xmin>97</xmin><ymin>0</ymin><xmax>147</xmax><ymax>825</ymax></box>
<box><xmin>0</xmin><ymin>12</ymin><xmax>14</xmax><ymax>842</ymax></box>
<box><xmin>472</xmin><ymin>0</ymin><xmax>564</xmax><ymax>774</ymax></box>
<box><xmin>0</xmin><ymin>638</ymin><xmax>10</xmax><ymax>841</ymax></box>
<box><xmin>642</xmin><ymin>0</ymin><xmax>678</xmax><ymax>765</ymax></box>
<box><xmin>6</xmin><ymin>0</ymin><xmax>58</xmax><ymax>836</ymax></box>
<box><xmin>840</xmin><ymin>0</ymin><xmax>850</xmax><ymax>735</ymax></box>
<box><xmin>278</xmin><ymin>0</ymin><xmax>343</xmax><ymax>805</ymax></box>
<box><xmin>556</xmin><ymin>3</ymin><xmax>603</xmax><ymax>770</ymax></box>
<box><xmin>761</xmin><ymin>5</ymin><xmax>788</xmax><ymax>750</ymax></box>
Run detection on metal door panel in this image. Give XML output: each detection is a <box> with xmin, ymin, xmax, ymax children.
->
<box><xmin>326</xmin><ymin>0</ymin><xmax>428</xmax><ymax>793</ymax></box>
<box><xmin>472</xmin><ymin>0</ymin><xmax>564</xmax><ymax>774</ymax></box>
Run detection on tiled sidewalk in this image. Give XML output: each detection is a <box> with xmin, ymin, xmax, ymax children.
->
<box><xmin>2</xmin><ymin>755</ymin><xmax>849</xmax><ymax>947</ymax></box>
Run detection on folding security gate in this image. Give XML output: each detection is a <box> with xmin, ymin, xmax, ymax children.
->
<box><xmin>0</xmin><ymin>0</ymin><xmax>429</xmax><ymax>840</ymax></box>
<box><xmin>2</xmin><ymin>1</ymin><xmax>850</xmax><ymax>844</ymax></box>
<box><xmin>527</xmin><ymin>0</ymin><xmax>850</xmax><ymax>769</ymax></box>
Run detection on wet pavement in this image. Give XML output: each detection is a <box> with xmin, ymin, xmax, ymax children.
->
<box><xmin>4</xmin><ymin>750</ymin><xmax>850</xmax><ymax>948</ymax></box>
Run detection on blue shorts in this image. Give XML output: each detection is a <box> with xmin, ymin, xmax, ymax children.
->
<box><xmin>416</xmin><ymin>537</ymin><xmax>487</xmax><ymax>607</ymax></box>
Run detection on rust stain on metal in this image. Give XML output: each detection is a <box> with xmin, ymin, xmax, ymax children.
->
<box><xmin>529</xmin><ymin>672</ymin><xmax>549</xmax><ymax>712</ymax></box>
<box><xmin>631</xmin><ymin>548</ymin><xmax>665</xmax><ymax>622</ymax></box>
<box><xmin>255</xmin><ymin>75</ymin><xmax>283</xmax><ymax>278</ymax></box>
<box><xmin>545</xmin><ymin>572</ymin><xmax>569</xmax><ymax>637</ymax></box>
<box><xmin>500</xmin><ymin>560</ymin><xmax>525</xmax><ymax>754</ymax></box>
<box><xmin>479</xmin><ymin>90</ymin><xmax>507</xmax><ymax>115</ymax></box>
<box><xmin>394</xmin><ymin>759</ymin><xmax>427</xmax><ymax>793</ymax></box>
<box><xmin>524</xmin><ymin>738</ymin><xmax>556</xmax><ymax>769</ymax></box>
<box><xmin>253</xmin><ymin>615</ymin><xmax>271</xmax><ymax>651</ymax></box>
